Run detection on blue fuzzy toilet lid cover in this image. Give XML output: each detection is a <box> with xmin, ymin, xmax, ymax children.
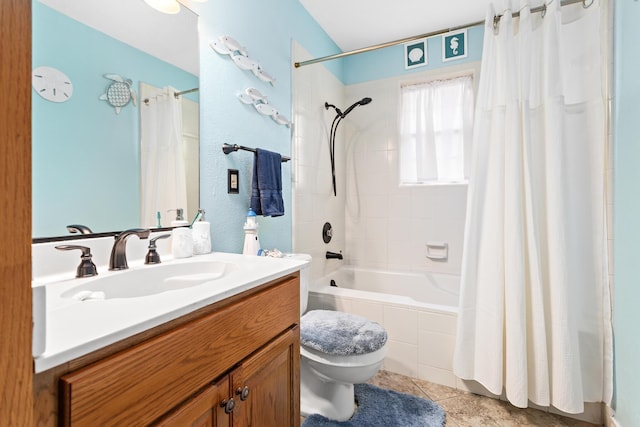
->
<box><xmin>300</xmin><ymin>310</ymin><xmax>387</xmax><ymax>356</ymax></box>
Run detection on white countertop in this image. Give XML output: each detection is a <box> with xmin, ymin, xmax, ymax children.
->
<box><xmin>32</xmin><ymin>252</ymin><xmax>306</xmax><ymax>373</ymax></box>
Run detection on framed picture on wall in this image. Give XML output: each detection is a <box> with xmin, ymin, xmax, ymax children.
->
<box><xmin>442</xmin><ymin>29</ymin><xmax>468</xmax><ymax>62</ymax></box>
<box><xmin>404</xmin><ymin>38</ymin><xmax>428</xmax><ymax>69</ymax></box>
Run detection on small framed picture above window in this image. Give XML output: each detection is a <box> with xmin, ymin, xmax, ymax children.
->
<box><xmin>404</xmin><ymin>38</ymin><xmax>428</xmax><ymax>69</ymax></box>
<box><xmin>442</xmin><ymin>29</ymin><xmax>468</xmax><ymax>62</ymax></box>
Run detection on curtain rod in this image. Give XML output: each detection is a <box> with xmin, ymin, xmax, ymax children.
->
<box><xmin>294</xmin><ymin>0</ymin><xmax>591</xmax><ymax>68</ymax></box>
<box><xmin>174</xmin><ymin>87</ymin><xmax>199</xmax><ymax>98</ymax></box>
<box><xmin>143</xmin><ymin>87</ymin><xmax>200</xmax><ymax>105</ymax></box>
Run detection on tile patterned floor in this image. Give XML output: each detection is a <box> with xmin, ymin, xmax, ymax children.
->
<box><xmin>367</xmin><ymin>370</ymin><xmax>602</xmax><ymax>427</ymax></box>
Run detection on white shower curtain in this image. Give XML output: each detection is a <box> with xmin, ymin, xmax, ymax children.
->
<box><xmin>140</xmin><ymin>86</ymin><xmax>188</xmax><ymax>228</ymax></box>
<box><xmin>453</xmin><ymin>0</ymin><xmax>612</xmax><ymax>414</ymax></box>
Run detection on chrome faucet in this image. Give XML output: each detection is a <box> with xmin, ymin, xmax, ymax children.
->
<box><xmin>109</xmin><ymin>228</ymin><xmax>151</xmax><ymax>271</ymax></box>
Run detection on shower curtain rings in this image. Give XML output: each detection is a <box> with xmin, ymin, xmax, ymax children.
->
<box><xmin>492</xmin><ymin>0</ymin><xmax>593</xmax><ymax>32</ymax></box>
<box><xmin>492</xmin><ymin>15</ymin><xmax>501</xmax><ymax>34</ymax></box>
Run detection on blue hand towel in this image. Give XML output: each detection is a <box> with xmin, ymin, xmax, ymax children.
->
<box><xmin>250</xmin><ymin>148</ymin><xmax>284</xmax><ymax>217</ymax></box>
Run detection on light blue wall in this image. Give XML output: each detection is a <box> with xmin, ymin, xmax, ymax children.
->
<box><xmin>33</xmin><ymin>0</ymin><xmax>482</xmax><ymax>252</ymax></box>
<box><xmin>343</xmin><ymin>25</ymin><xmax>484</xmax><ymax>85</ymax></box>
<box><xmin>192</xmin><ymin>0</ymin><xmax>342</xmax><ymax>253</ymax></box>
<box><xmin>613</xmin><ymin>0</ymin><xmax>640</xmax><ymax>425</ymax></box>
<box><xmin>191</xmin><ymin>0</ymin><xmax>483</xmax><ymax>254</ymax></box>
<box><xmin>32</xmin><ymin>2</ymin><xmax>197</xmax><ymax>237</ymax></box>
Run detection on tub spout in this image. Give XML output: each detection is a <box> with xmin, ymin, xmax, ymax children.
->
<box><xmin>326</xmin><ymin>251</ymin><xmax>343</xmax><ymax>260</ymax></box>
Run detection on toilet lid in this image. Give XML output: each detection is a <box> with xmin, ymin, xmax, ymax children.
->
<box><xmin>300</xmin><ymin>310</ymin><xmax>387</xmax><ymax>356</ymax></box>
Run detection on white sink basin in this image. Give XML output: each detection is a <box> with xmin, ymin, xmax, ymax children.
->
<box><xmin>33</xmin><ymin>251</ymin><xmax>309</xmax><ymax>373</ymax></box>
<box><xmin>61</xmin><ymin>260</ymin><xmax>236</xmax><ymax>300</ymax></box>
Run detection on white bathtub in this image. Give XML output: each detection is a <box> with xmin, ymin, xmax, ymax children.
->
<box><xmin>312</xmin><ymin>266</ymin><xmax>459</xmax><ymax>311</ymax></box>
<box><xmin>307</xmin><ymin>266</ymin><xmax>461</xmax><ymax>388</ymax></box>
<box><xmin>306</xmin><ymin>266</ymin><xmax>604</xmax><ymax>425</ymax></box>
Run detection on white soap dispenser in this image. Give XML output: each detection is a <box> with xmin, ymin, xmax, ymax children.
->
<box><xmin>192</xmin><ymin>209</ymin><xmax>212</xmax><ymax>255</ymax></box>
<box><xmin>171</xmin><ymin>226</ymin><xmax>194</xmax><ymax>259</ymax></box>
<box><xmin>243</xmin><ymin>208</ymin><xmax>261</xmax><ymax>256</ymax></box>
<box><xmin>169</xmin><ymin>208</ymin><xmax>189</xmax><ymax>227</ymax></box>
<box><xmin>170</xmin><ymin>208</ymin><xmax>193</xmax><ymax>258</ymax></box>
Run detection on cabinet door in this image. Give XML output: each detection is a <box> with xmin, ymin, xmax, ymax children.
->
<box><xmin>232</xmin><ymin>327</ymin><xmax>300</xmax><ymax>427</ymax></box>
<box><xmin>154</xmin><ymin>376</ymin><xmax>231</xmax><ymax>427</ymax></box>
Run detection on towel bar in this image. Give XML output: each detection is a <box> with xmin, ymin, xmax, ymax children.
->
<box><xmin>222</xmin><ymin>143</ymin><xmax>290</xmax><ymax>162</ymax></box>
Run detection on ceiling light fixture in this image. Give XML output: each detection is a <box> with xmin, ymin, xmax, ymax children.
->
<box><xmin>143</xmin><ymin>0</ymin><xmax>181</xmax><ymax>14</ymax></box>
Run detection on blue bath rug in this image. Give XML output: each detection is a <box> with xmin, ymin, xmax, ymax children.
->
<box><xmin>301</xmin><ymin>383</ymin><xmax>446</xmax><ymax>427</ymax></box>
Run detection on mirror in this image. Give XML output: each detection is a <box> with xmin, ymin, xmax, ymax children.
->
<box><xmin>32</xmin><ymin>0</ymin><xmax>200</xmax><ymax>240</ymax></box>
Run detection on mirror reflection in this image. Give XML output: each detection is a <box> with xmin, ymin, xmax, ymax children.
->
<box><xmin>32</xmin><ymin>0</ymin><xmax>200</xmax><ymax>239</ymax></box>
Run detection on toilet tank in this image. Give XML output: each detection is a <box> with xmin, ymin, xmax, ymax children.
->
<box><xmin>284</xmin><ymin>254</ymin><xmax>311</xmax><ymax>314</ymax></box>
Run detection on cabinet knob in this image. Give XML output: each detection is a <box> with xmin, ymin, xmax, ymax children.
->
<box><xmin>221</xmin><ymin>398</ymin><xmax>235</xmax><ymax>414</ymax></box>
<box><xmin>236</xmin><ymin>386</ymin><xmax>250</xmax><ymax>401</ymax></box>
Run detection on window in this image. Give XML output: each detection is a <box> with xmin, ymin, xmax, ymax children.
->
<box><xmin>399</xmin><ymin>74</ymin><xmax>474</xmax><ymax>184</ymax></box>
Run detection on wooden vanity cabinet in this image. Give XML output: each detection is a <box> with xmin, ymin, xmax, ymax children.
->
<box><xmin>53</xmin><ymin>274</ymin><xmax>300</xmax><ymax>427</ymax></box>
<box><xmin>157</xmin><ymin>327</ymin><xmax>299</xmax><ymax>427</ymax></box>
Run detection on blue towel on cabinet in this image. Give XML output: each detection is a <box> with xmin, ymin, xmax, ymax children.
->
<box><xmin>250</xmin><ymin>148</ymin><xmax>284</xmax><ymax>217</ymax></box>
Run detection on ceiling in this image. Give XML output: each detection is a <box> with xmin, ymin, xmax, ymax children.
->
<box><xmin>38</xmin><ymin>0</ymin><xmax>199</xmax><ymax>75</ymax></box>
<box><xmin>40</xmin><ymin>0</ymin><xmax>493</xmax><ymax>72</ymax></box>
<box><xmin>299</xmin><ymin>0</ymin><xmax>492</xmax><ymax>52</ymax></box>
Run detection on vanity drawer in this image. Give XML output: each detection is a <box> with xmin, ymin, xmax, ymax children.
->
<box><xmin>59</xmin><ymin>275</ymin><xmax>300</xmax><ymax>426</ymax></box>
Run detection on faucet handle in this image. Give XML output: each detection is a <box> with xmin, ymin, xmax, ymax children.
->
<box><xmin>145</xmin><ymin>234</ymin><xmax>171</xmax><ymax>265</ymax></box>
<box><xmin>55</xmin><ymin>245</ymin><xmax>98</xmax><ymax>278</ymax></box>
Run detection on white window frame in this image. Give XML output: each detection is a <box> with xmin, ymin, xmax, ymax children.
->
<box><xmin>398</xmin><ymin>66</ymin><xmax>478</xmax><ymax>187</ymax></box>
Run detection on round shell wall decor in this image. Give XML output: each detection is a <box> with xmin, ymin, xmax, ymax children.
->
<box><xmin>99</xmin><ymin>73</ymin><xmax>137</xmax><ymax>114</ymax></box>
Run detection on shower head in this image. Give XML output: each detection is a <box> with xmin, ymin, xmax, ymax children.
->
<box><xmin>325</xmin><ymin>97</ymin><xmax>372</xmax><ymax>119</ymax></box>
<box><xmin>341</xmin><ymin>97</ymin><xmax>372</xmax><ymax>118</ymax></box>
<box><xmin>324</xmin><ymin>96</ymin><xmax>373</xmax><ymax>197</ymax></box>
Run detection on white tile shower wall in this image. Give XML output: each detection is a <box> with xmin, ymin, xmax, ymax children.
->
<box><xmin>292</xmin><ymin>41</ymin><xmax>346</xmax><ymax>283</ymax></box>
<box><xmin>343</xmin><ymin>65</ymin><xmax>479</xmax><ymax>276</ymax></box>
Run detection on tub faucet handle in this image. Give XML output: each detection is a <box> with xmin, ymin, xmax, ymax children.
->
<box><xmin>322</xmin><ymin>222</ymin><xmax>333</xmax><ymax>243</ymax></box>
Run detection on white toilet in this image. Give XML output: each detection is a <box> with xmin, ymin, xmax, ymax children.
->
<box><xmin>288</xmin><ymin>254</ymin><xmax>388</xmax><ymax>421</ymax></box>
